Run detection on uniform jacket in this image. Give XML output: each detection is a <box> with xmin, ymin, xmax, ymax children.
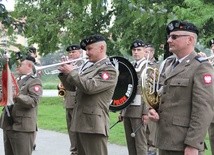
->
<box><xmin>156</xmin><ymin>52</ymin><xmax>214</xmax><ymax>151</ymax></box>
<box><xmin>122</xmin><ymin>58</ymin><xmax>148</xmax><ymax>118</ymax></box>
<box><xmin>0</xmin><ymin>74</ymin><xmax>43</xmax><ymax>132</ymax></box>
<box><xmin>59</xmin><ymin>58</ymin><xmax>118</xmax><ymax>136</ymax></box>
<box><xmin>63</xmin><ymin>59</ymin><xmax>84</xmax><ymax>109</ymax></box>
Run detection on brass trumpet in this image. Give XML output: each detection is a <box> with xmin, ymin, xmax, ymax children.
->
<box><xmin>35</xmin><ymin>57</ymin><xmax>87</xmax><ymax>74</ymax></box>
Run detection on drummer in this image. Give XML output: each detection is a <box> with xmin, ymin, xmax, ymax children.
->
<box><xmin>118</xmin><ymin>39</ymin><xmax>149</xmax><ymax>155</ymax></box>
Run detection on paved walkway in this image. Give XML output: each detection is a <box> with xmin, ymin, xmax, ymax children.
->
<box><xmin>0</xmin><ymin>128</ymin><xmax>128</xmax><ymax>155</ymax></box>
<box><xmin>0</xmin><ymin>90</ymin><xmax>128</xmax><ymax>155</ymax></box>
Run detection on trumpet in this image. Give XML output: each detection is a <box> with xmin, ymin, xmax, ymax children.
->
<box><xmin>35</xmin><ymin>57</ymin><xmax>87</xmax><ymax>75</ymax></box>
<box><xmin>35</xmin><ymin>57</ymin><xmax>87</xmax><ymax>71</ymax></box>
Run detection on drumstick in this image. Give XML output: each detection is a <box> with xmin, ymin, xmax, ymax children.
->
<box><xmin>110</xmin><ymin>120</ymin><xmax>121</xmax><ymax>129</ymax></box>
<box><xmin>131</xmin><ymin>123</ymin><xmax>144</xmax><ymax>137</ymax></box>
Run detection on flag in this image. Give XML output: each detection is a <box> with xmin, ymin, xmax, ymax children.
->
<box><xmin>0</xmin><ymin>61</ymin><xmax>19</xmax><ymax>106</ymax></box>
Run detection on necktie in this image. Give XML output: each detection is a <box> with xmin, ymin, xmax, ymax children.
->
<box><xmin>133</xmin><ymin>63</ymin><xmax>137</xmax><ymax>68</ymax></box>
<box><xmin>173</xmin><ymin>60</ymin><xmax>179</xmax><ymax>68</ymax></box>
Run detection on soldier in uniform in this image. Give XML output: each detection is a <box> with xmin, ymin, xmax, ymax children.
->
<box><xmin>119</xmin><ymin>39</ymin><xmax>149</xmax><ymax>155</ymax></box>
<box><xmin>58</xmin><ymin>34</ymin><xmax>119</xmax><ymax>155</ymax></box>
<box><xmin>208</xmin><ymin>38</ymin><xmax>214</xmax><ymax>155</ymax></box>
<box><xmin>61</xmin><ymin>44</ymin><xmax>84</xmax><ymax>155</ymax></box>
<box><xmin>0</xmin><ymin>56</ymin><xmax>43</xmax><ymax>155</ymax></box>
<box><xmin>148</xmin><ymin>20</ymin><xmax>214</xmax><ymax>155</ymax></box>
<box><xmin>144</xmin><ymin>43</ymin><xmax>159</xmax><ymax>155</ymax></box>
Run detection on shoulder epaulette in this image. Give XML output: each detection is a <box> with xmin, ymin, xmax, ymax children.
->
<box><xmin>105</xmin><ymin>61</ymin><xmax>113</xmax><ymax>66</ymax></box>
<box><xmin>30</xmin><ymin>74</ymin><xmax>37</xmax><ymax>79</ymax></box>
<box><xmin>195</xmin><ymin>56</ymin><xmax>208</xmax><ymax>63</ymax></box>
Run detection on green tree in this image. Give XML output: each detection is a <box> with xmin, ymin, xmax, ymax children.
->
<box><xmin>12</xmin><ymin>0</ymin><xmax>214</xmax><ymax>57</ymax></box>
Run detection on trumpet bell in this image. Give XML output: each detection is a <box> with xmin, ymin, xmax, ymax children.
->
<box><xmin>141</xmin><ymin>66</ymin><xmax>160</xmax><ymax>110</ymax></box>
<box><xmin>58</xmin><ymin>89</ymin><xmax>66</xmax><ymax>97</ymax></box>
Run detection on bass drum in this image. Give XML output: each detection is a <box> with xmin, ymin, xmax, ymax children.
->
<box><xmin>109</xmin><ymin>56</ymin><xmax>138</xmax><ymax>112</ymax></box>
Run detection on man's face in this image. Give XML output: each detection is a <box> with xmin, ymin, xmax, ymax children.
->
<box><xmin>132</xmin><ymin>47</ymin><xmax>145</xmax><ymax>61</ymax></box>
<box><xmin>16</xmin><ymin>60</ymin><xmax>31</xmax><ymax>75</ymax></box>
<box><xmin>167</xmin><ymin>31</ymin><xmax>192</xmax><ymax>55</ymax></box>
<box><xmin>144</xmin><ymin>47</ymin><xmax>154</xmax><ymax>60</ymax></box>
<box><xmin>67</xmin><ymin>50</ymin><xmax>81</xmax><ymax>59</ymax></box>
<box><xmin>85</xmin><ymin>42</ymin><xmax>102</xmax><ymax>62</ymax></box>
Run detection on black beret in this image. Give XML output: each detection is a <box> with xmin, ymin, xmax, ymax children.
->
<box><xmin>28</xmin><ymin>47</ymin><xmax>37</xmax><ymax>53</ymax></box>
<box><xmin>166</xmin><ymin>20</ymin><xmax>199</xmax><ymax>35</ymax></box>
<box><xmin>130</xmin><ymin>39</ymin><xmax>145</xmax><ymax>50</ymax></box>
<box><xmin>145</xmin><ymin>43</ymin><xmax>154</xmax><ymax>48</ymax></box>
<box><xmin>210</xmin><ymin>39</ymin><xmax>214</xmax><ymax>47</ymax></box>
<box><xmin>25</xmin><ymin>55</ymin><xmax>36</xmax><ymax>63</ymax></box>
<box><xmin>80</xmin><ymin>34</ymin><xmax>106</xmax><ymax>50</ymax></box>
<box><xmin>66</xmin><ymin>44</ymin><xmax>81</xmax><ymax>52</ymax></box>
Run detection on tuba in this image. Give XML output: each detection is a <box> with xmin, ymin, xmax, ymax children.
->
<box><xmin>141</xmin><ymin>61</ymin><xmax>160</xmax><ymax>110</ymax></box>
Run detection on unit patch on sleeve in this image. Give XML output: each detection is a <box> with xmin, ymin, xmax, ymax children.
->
<box><xmin>100</xmin><ymin>71</ymin><xmax>110</xmax><ymax>80</ymax></box>
<box><xmin>34</xmin><ymin>85</ymin><xmax>41</xmax><ymax>92</ymax></box>
<box><xmin>203</xmin><ymin>74</ymin><xmax>212</xmax><ymax>84</ymax></box>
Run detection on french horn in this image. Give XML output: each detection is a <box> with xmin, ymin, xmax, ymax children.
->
<box><xmin>141</xmin><ymin>64</ymin><xmax>160</xmax><ymax>110</ymax></box>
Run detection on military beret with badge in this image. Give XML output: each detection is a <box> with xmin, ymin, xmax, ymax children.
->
<box><xmin>28</xmin><ymin>47</ymin><xmax>37</xmax><ymax>54</ymax></box>
<box><xmin>130</xmin><ymin>39</ymin><xmax>145</xmax><ymax>50</ymax></box>
<box><xmin>166</xmin><ymin>20</ymin><xmax>199</xmax><ymax>35</ymax></box>
<box><xmin>80</xmin><ymin>34</ymin><xmax>106</xmax><ymax>50</ymax></box>
<box><xmin>66</xmin><ymin>44</ymin><xmax>81</xmax><ymax>52</ymax></box>
<box><xmin>25</xmin><ymin>55</ymin><xmax>36</xmax><ymax>63</ymax></box>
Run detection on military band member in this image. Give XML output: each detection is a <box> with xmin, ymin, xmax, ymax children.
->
<box><xmin>0</xmin><ymin>56</ymin><xmax>43</xmax><ymax>155</ymax></box>
<box><xmin>148</xmin><ymin>20</ymin><xmax>214</xmax><ymax>155</ymax></box>
<box><xmin>208</xmin><ymin>38</ymin><xmax>214</xmax><ymax>155</ymax></box>
<box><xmin>119</xmin><ymin>39</ymin><xmax>149</xmax><ymax>155</ymax></box>
<box><xmin>62</xmin><ymin>44</ymin><xmax>84</xmax><ymax>155</ymax></box>
<box><xmin>144</xmin><ymin>43</ymin><xmax>159</xmax><ymax>155</ymax></box>
<box><xmin>58</xmin><ymin>34</ymin><xmax>119</xmax><ymax>155</ymax></box>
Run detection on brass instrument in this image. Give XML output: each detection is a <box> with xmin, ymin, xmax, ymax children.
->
<box><xmin>141</xmin><ymin>66</ymin><xmax>160</xmax><ymax>110</ymax></box>
<box><xmin>57</xmin><ymin>83</ymin><xmax>66</xmax><ymax>97</ymax></box>
<box><xmin>35</xmin><ymin>57</ymin><xmax>87</xmax><ymax>75</ymax></box>
<box><xmin>140</xmin><ymin>53</ymin><xmax>214</xmax><ymax>110</ymax></box>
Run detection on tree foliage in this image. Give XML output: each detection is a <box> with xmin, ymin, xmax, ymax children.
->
<box><xmin>4</xmin><ymin>0</ymin><xmax>214</xmax><ymax>57</ymax></box>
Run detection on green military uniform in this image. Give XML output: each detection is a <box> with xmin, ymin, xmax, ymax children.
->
<box><xmin>59</xmin><ymin>58</ymin><xmax>118</xmax><ymax>155</ymax></box>
<box><xmin>121</xmin><ymin>57</ymin><xmax>148</xmax><ymax>155</ymax></box>
<box><xmin>146</xmin><ymin>60</ymin><xmax>159</xmax><ymax>153</ymax></box>
<box><xmin>157</xmin><ymin>52</ymin><xmax>214</xmax><ymax>155</ymax></box>
<box><xmin>0</xmin><ymin>74</ymin><xmax>43</xmax><ymax>155</ymax></box>
<box><xmin>63</xmin><ymin>59</ymin><xmax>84</xmax><ymax>154</ymax></box>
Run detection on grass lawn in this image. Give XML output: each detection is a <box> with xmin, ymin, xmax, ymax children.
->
<box><xmin>0</xmin><ymin>97</ymin><xmax>212</xmax><ymax>154</ymax></box>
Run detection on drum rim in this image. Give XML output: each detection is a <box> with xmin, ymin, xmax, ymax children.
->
<box><xmin>109</xmin><ymin>56</ymin><xmax>138</xmax><ymax>112</ymax></box>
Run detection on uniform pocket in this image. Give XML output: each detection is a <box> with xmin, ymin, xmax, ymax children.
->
<box><xmin>170</xmin><ymin>78</ymin><xmax>189</xmax><ymax>87</ymax></box>
<box><xmin>172</xmin><ymin>115</ymin><xmax>189</xmax><ymax>127</ymax></box>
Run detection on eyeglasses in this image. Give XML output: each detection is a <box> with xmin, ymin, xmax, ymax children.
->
<box><xmin>167</xmin><ymin>34</ymin><xmax>190</xmax><ymax>40</ymax></box>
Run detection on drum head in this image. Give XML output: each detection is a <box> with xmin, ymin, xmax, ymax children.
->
<box><xmin>109</xmin><ymin>56</ymin><xmax>138</xmax><ymax>112</ymax></box>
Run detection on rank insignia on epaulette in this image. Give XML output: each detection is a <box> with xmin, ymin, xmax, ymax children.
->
<box><xmin>195</xmin><ymin>56</ymin><xmax>208</xmax><ymax>63</ymax></box>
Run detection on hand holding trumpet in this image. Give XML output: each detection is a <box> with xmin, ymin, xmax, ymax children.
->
<box><xmin>58</xmin><ymin>63</ymin><xmax>75</xmax><ymax>74</ymax></box>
